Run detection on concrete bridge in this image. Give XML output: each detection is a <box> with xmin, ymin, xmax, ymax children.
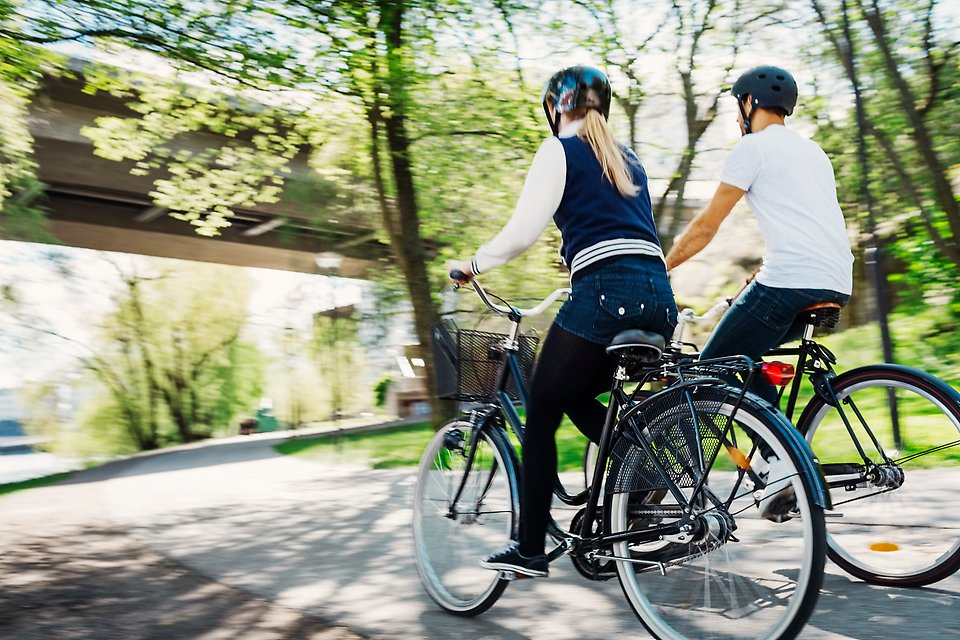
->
<box><xmin>27</xmin><ymin>67</ymin><xmax>389</xmax><ymax>277</ymax></box>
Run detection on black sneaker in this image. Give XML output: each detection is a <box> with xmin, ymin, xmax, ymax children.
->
<box><xmin>480</xmin><ymin>542</ymin><xmax>549</xmax><ymax>578</ymax></box>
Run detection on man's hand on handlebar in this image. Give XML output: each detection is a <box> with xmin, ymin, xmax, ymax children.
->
<box><xmin>447</xmin><ymin>260</ymin><xmax>474</xmax><ymax>285</ymax></box>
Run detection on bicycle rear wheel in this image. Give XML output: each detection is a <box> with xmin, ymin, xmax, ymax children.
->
<box><xmin>797</xmin><ymin>364</ymin><xmax>960</xmax><ymax>587</ymax></box>
<box><xmin>608</xmin><ymin>386</ymin><xmax>826</xmax><ymax>640</ymax></box>
<box><xmin>412</xmin><ymin>419</ymin><xmax>518</xmax><ymax>615</ymax></box>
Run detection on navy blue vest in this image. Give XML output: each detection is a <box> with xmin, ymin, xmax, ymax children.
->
<box><xmin>554</xmin><ymin>136</ymin><xmax>662</xmax><ymax>276</ymax></box>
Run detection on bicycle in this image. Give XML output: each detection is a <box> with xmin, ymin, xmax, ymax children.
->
<box><xmin>412</xmin><ymin>275</ymin><xmax>829</xmax><ymax>640</ymax></box>
<box><xmin>637</xmin><ymin>295</ymin><xmax>960</xmax><ymax>588</ymax></box>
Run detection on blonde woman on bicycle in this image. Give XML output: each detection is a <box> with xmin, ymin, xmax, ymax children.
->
<box><xmin>448</xmin><ymin>66</ymin><xmax>676</xmax><ymax>577</ymax></box>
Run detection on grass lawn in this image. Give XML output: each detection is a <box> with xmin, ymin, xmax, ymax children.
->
<box><xmin>0</xmin><ymin>472</ymin><xmax>72</xmax><ymax>498</ymax></box>
<box><xmin>274</xmin><ymin>417</ymin><xmax>593</xmax><ymax>472</ymax></box>
<box><xmin>277</xmin><ymin>312</ymin><xmax>960</xmax><ymax>473</ymax></box>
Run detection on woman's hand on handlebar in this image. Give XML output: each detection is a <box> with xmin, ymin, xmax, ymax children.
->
<box><xmin>446</xmin><ymin>259</ymin><xmax>474</xmax><ymax>285</ymax></box>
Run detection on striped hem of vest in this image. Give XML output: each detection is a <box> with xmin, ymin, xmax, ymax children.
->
<box><xmin>569</xmin><ymin>239</ymin><xmax>665</xmax><ymax>278</ymax></box>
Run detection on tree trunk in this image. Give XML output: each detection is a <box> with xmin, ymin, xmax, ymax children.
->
<box><xmin>161</xmin><ymin>376</ymin><xmax>193</xmax><ymax>443</ymax></box>
<box><xmin>376</xmin><ymin>1</ymin><xmax>450</xmax><ymax>425</ymax></box>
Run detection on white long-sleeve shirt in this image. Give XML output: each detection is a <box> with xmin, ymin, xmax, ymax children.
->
<box><xmin>471</xmin><ymin>120</ymin><xmax>583</xmax><ymax>275</ymax></box>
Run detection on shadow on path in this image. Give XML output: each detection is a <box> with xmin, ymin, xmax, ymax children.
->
<box><xmin>0</xmin><ymin>468</ymin><xmax>362</xmax><ymax>640</ymax></box>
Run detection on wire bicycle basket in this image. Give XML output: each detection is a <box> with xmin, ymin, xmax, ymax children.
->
<box><xmin>431</xmin><ymin>319</ymin><xmax>538</xmax><ymax>403</ymax></box>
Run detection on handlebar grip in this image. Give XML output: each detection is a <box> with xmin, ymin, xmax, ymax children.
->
<box><xmin>449</xmin><ymin>269</ymin><xmax>468</xmax><ymax>281</ymax></box>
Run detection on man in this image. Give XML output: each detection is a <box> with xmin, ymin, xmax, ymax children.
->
<box><xmin>665</xmin><ymin>65</ymin><xmax>854</xmax><ymax>520</ymax></box>
<box><xmin>667</xmin><ymin>65</ymin><xmax>853</xmax><ymax>400</ymax></box>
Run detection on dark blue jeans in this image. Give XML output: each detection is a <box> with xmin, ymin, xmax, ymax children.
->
<box><xmin>554</xmin><ymin>255</ymin><xmax>678</xmax><ymax>345</ymax></box>
<box><xmin>699</xmin><ymin>281</ymin><xmax>850</xmax><ymax>405</ymax></box>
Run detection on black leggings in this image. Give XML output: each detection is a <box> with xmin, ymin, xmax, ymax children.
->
<box><xmin>519</xmin><ymin>323</ymin><xmax>615</xmax><ymax>557</ymax></box>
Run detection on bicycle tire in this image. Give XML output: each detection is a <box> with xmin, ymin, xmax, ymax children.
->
<box><xmin>796</xmin><ymin>364</ymin><xmax>960</xmax><ymax>587</ymax></box>
<box><xmin>412</xmin><ymin>418</ymin><xmax>519</xmax><ymax>615</ymax></box>
<box><xmin>607</xmin><ymin>385</ymin><xmax>826</xmax><ymax>640</ymax></box>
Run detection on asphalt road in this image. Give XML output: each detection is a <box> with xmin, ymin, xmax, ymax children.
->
<box><xmin>4</xmin><ymin>432</ymin><xmax>960</xmax><ymax>639</ymax></box>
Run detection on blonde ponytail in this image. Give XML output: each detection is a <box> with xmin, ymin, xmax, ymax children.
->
<box><xmin>578</xmin><ymin>109</ymin><xmax>638</xmax><ymax>198</ymax></box>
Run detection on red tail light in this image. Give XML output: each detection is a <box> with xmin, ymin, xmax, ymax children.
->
<box><xmin>761</xmin><ymin>361</ymin><xmax>796</xmax><ymax>386</ymax></box>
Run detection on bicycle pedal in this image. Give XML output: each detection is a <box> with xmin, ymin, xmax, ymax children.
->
<box><xmin>498</xmin><ymin>570</ymin><xmax>518</xmax><ymax>581</ymax></box>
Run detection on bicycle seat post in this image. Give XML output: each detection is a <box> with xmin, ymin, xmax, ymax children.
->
<box><xmin>799</xmin><ymin>302</ymin><xmax>842</xmax><ymax>342</ymax></box>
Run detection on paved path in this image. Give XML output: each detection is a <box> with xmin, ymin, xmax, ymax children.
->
<box><xmin>4</xmin><ymin>433</ymin><xmax>960</xmax><ymax>639</ymax></box>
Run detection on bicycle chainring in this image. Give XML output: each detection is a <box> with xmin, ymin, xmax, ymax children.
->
<box><xmin>569</xmin><ymin>508</ymin><xmax>617</xmax><ymax>581</ymax></box>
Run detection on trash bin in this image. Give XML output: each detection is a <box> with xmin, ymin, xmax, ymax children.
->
<box><xmin>255</xmin><ymin>407</ymin><xmax>279</xmax><ymax>432</ymax></box>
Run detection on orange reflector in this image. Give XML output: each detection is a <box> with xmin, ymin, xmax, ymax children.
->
<box><xmin>725</xmin><ymin>445</ymin><xmax>752</xmax><ymax>470</ymax></box>
<box><xmin>761</xmin><ymin>361</ymin><xmax>796</xmax><ymax>386</ymax></box>
<box><xmin>869</xmin><ymin>542</ymin><xmax>900</xmax><ymax>552</ymax></box>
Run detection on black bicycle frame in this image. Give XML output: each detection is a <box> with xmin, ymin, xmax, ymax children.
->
<box><xmin>767</xmin><ymin>339</ymin><xmax>895</xmax><ymax>468</ymax></box>
<box><xmin>448</xmin><ymin>328</ymin><xmax>699</xmax><ymax>558</ymax></box>
<box><xmin>488</xmin><ymin>333</ymin><xmax>774</xmax><ymax>559</ymax></box>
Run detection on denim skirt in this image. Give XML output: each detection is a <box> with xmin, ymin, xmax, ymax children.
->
<box><xmin>554</xmin><ymin>255</ymin><xmax>678</xmax><ymax>345</ymax></box>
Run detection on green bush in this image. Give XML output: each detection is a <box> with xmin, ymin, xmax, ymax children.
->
<box><xmin>374</xmin><ymin>376</ymin><xmax>393</xmax><ymax>408</ymax></box>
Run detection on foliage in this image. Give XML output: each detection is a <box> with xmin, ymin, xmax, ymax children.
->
<box><xmin>71</xmin><ymin>393</ymin><xmax>140</xmax><ymax>456</ymax></box>
<box><xmin>0</xmin><ymin>0</ymin><xmax>58</xmax><ymax>241</ymax></box>
<box><xmin>18</xmin><ymin>380</ymin><xmax>63</xmax><ymax>452</ymax></box>
<box><xmin>114</xmin><ymin>261</ymin><xmax>262</xmax><ymax>442</ymax></box>
<box><xmin>80</xmin><ymin>68</ymin><xmax>315</xmax><ymax>235</ymax></box>
<box><xmin>10</xmin><ymin>254</ymin><xmax>268</xmax><ymax>451</ymax></box>
<box><xmin>806</xmin><ymin>0</ymin><xmax>960</xmax><ymax>309</ymax></box>
<box><xmin>373</xmin><ymin>376</ymin><xmax>392</xmax><ymax>408</ymax></box>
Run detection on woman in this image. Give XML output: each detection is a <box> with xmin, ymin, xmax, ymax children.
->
<box><xmin>448</xmin><ymin>65</ymin><xmax>677</xmax><ymax>577</ymax></box>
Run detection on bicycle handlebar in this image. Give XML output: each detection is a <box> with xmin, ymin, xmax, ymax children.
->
<box><xmin>449</xmin><ymin>270</ymin><xmax>570</xmax><ymax>318</ymax></box>
<box><xmin>672</xmin><ymin>298</ymin><xmax>731</xmax><ymax>344</ymax></box>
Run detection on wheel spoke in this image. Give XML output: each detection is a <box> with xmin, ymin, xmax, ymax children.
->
<box><xmin>413</xmin><ymin>422</ymin><xmax>514</xmax><ymax>615</ymax></box>
<box><xmin>802</xmin><ymin>371</ymin><xmax>960</xmax><ymax>586</ymax></box>
<box><xmin>608</xmin><ymin>387</ymin><xmax>825</xmax><ymax>639</ymax></box>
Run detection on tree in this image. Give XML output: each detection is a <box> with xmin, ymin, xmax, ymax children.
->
<box><xmin>6</xmin><ymin>0</ymin><xmax>552</xmax><ymax>423</ymax></box>
<box><xmin>809</xmin><ymin>0</ymin><xmax>960</xmax><ymax>288</ymax></box>
<box><xmin>0</xmin><ymin>0</ymin><xmax>55</xmax><ymax>240</ymax></box>
<box><xmin>66</xmin><ymin>258</ymin><xmax>261</xmax><ymax>448</ymax></box>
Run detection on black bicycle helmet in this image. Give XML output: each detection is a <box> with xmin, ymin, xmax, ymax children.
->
<box><xmin>731</xmin><ymin>66</ymin><xmax>798</xmax><ymax>134</ymax></box>
<box><xmin>541</xmin><ymin>65</ymin><xmax>612</xmax><ymax>135</ymax></box>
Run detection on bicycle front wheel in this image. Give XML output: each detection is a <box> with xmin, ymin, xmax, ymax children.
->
<box><xmin>798</xmin><ymin>364</ymin><xmax>960</xmax><ymax>587</ymax></box>
<box><xmin>608</xmin><ymin>386</ymin><xmax>826</xmax><ymax>640</ymax></box>
<box><xmin>412</xmin><ymin>419</ymin><xmax>518</xmax><ymax>616</ymax></box>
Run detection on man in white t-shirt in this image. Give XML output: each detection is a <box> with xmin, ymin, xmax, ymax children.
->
<box><xmin>665</xmin><ymin>65</ymin><xmax>854</xmax><ymax>519</ymax></box>
<box><xmin>667</xmin><ymin>65</ymin><xmax>853</xmax><ymax>396</ymax></box>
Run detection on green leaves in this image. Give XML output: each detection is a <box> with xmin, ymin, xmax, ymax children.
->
<box><xmin>79</xmin><ymin>66</ymin><xmax>311</xmax><ymax>235</ymax></box>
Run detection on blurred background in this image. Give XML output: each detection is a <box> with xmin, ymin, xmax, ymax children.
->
<box><xmin>0</xmin><ymin>0</ymin><xmax>957</xmax><ymax>480</ymax></box>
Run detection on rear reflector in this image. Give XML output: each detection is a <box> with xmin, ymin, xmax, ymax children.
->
<box><xmin>761</xmin><ymin>361</ymin><xmax>796</xmax><ymax>386</ymax></box>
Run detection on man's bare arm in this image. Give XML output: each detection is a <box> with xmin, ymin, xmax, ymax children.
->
<box><xmin>665</xmin><ymin>182</ymin><xmax>746</xmax><ymax>271</ymax></box>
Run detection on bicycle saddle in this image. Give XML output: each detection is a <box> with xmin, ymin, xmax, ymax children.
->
<box><xmin>798</xmin><ymin>302</ymin><xmax>842</xmax><ymax>329</ymax></box>
<box><xmin>606</xmin><ymin>329</ymin><xmax>665</xmax><ymax>364</ymax></box>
